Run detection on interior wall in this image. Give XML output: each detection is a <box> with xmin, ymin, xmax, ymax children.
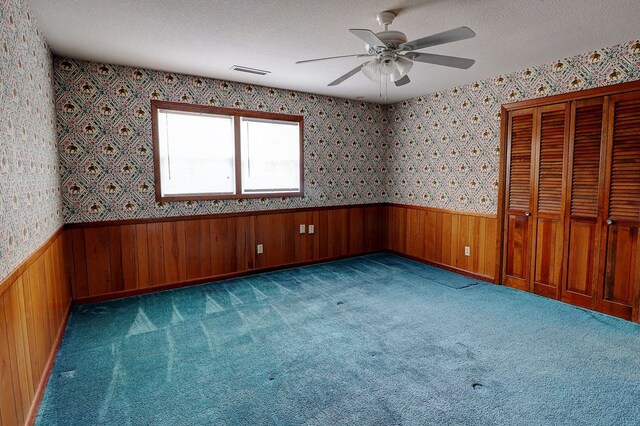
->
<box><xmin>66</xmin><ymin>205</ymin><xmax>385</xmax><ymax>302</ymax></box>
<box><xmin>54</xmin><ymin>58</ymin><xmax>389</xmax><ymax>223</ymax></box>
<box><xmin>385</xmin><ymin>205</ymin><xmax>498</xmax><ymax>281</ymax></box>
<box><xmin>50</xmin><ymin>39</ymin><xmax>640</xmax><ymax>288</ymax></box>
<box><xmin>386</xmin><ymin>39</ymin><xmax>640</xmax><ymax>214</ymax></box>
<box><xmin>0</xmin><ymin>0</ymin><xmax>62</xmax><ymax>282</ymax></box>
<box><xmin>0</xmin><ymin>230</ymin><xmax>72</xmax><ymax>426</ymax></box>
<box><xmin>53</xmin><ymin>40</ymin><xmax>640</xmax><ymax>225</ymax></box>
<box><xmin>0</xmin><ymin>3</ymin><xmax>72</xmax><ymax>425</ymax></box>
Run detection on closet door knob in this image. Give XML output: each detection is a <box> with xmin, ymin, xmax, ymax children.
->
<box><xmin>524</xmin><ymin>212</ymin><xmax>531</xmax><ymax>217</ymax></box>
<box><xmin>606</xmin><ymin>219</ymin><xmax>613</xmax><ymax>225</ymax></box>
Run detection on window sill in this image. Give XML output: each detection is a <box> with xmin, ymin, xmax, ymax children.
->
<box><xmin>156</xmin><ymin>191</ymin><xmax>304</xmax><ymax>202</ymax></box>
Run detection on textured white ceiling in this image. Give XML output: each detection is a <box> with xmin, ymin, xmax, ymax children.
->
<box><xmin>29</xmin><ymin>0</ymin><xmax>640</xmax><ymax>104</ymax></box>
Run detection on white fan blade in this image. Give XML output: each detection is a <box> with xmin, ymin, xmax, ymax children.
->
<box><xmin>394</xmin><ymin>75</ymin><xmax>411</xmax><ymax>86</ymax></box>
<box><xmin>399</xmin><ymin>27</ymin><xmax>476</xmax><ymax>52</ymax></box>
<box><xmin>405</xmin><ymin>52</ymin><xmax>475</xmax><ymax>69</ymax></box>
<box><xmin>296</xmin><ymin>53</ymin><xmax>370</xmax><ymax>64</ymax></box>
<box><xmin>328</xmin><ymin>62</ymin><xmax>367</xmax><ymax>86</ymax></box>
<box><xmin>349</xmin><ymin>29</ymin><xmax>386</xmax><ymax>48</ymax></box>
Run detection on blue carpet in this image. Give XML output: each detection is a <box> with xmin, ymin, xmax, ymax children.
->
<box><xmin>36</xmin><ymin>254</ymin><xmax>640</xmax><ymax>425</ymax></box>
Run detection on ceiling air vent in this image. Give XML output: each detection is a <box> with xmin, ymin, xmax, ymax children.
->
<box><xmin>230</xmin><ymin>65</ymin><xmax>270</xmax><ymax>76</ymax></box>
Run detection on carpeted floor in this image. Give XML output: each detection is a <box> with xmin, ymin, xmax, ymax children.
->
<box><xmin>36</xmin><ymin>254</ymin><xmax>640</xmax><ymax>425</ymax></box>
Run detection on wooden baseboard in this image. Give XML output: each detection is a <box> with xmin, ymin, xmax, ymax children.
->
<box><xmin>25</xmin><ymin>300</ymin><xmax>72</xmax><ymax>426</ymax></box>
<box><xmin>384</xmin><ymin>249</ymin><xmax>496</xmax><ymax>283</ymax></box>
<box><xmin>74</xmin><ymin>250</ymin><xmax>381</xmax><ymax>305</ymax></box>
<box><xmin>76</xmin><ymin>249</ymin><xmax>496</xmax><ymax>305</ymax></box>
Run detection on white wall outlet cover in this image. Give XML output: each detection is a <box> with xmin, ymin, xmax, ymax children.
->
<box><xmin>308</xmin><ymin>224</ymin><xmax>315</xmax><ymax>234</ymax></box>
<box><xmin>299</xmin><ymin>224</ymin><xmax>306</xmax><ymax>234</ymax></box>
<box><xmin>257</xmin><ymin>244</ymin><xmax>264</xmax><ymax>254</ymax></box>
<box><xmin>464</xmin><ymin>246</ymin><xmax>471</xmax><ymax>256</ymax></box>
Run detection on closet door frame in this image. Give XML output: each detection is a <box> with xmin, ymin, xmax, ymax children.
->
<box><xmin>497</xmin><ymin>80</ymin><xmax>640</xmax><ymax>296</ymax></box>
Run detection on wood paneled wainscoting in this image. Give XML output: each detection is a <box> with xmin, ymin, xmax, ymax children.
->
<box><xmin>66</xmin><ymin>203</ymin><xmax>498</xmax><ymax>304</ymax></box>
<box><xmin>385</xmin><ymin>204</ymin><xmax>499</xmax><ymax>282</ymax></box>
<box><xmin>67</xmin><ymin>205</ymin><xmax>386</xmax><ymax>303</ymax></box>
<box><xmin>0</xmin><ymin>229</ymin><xmax>73</xmax><ymax>426</ymax></box>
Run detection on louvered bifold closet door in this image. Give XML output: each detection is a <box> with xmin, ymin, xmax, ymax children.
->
<box><xmin>561</xmin><ymin>98</ymin><xmax>607</xmax><ymax>308</ymax></box>
<box><xmin>598</xmin><ymin>92</ymin><xmax>640</xmax><ymax>321</ymax></box>
<box><xmin>531</xmin><ymin>104</ymin><xmax>569</xmax><ymax>298</ymax></box>
<box><xmin>503</xmin><ymin>108</ymin><xmax>536</xmax><ymax>290</ymax></box>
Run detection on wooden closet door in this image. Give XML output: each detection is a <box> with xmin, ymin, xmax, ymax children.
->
<box><xmin>561</xmin><ymin>98</ymin><xmax>607</xmax><ymax>309</ymax></box>
<box><xmin>503</xmin><ymin>108</ymin><xmax>536</xmax><ymax>290</ymax></box>
<box><xmin>530</xmin><ymin>104</ymin><xmax>569</xmax><ymax>298</ymax></box>
<box><xmin>598</xmin><ymin>92</ymin><xmax>640</xmax><ymax>321</ymax></box>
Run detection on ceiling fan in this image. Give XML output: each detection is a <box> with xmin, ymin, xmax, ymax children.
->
<box><xmin>296</xmin><ymin>11</ymin><xmax>476</xmax><ymax>87</ymax></box>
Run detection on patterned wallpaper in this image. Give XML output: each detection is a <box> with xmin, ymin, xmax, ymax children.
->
<box><xmin>54</xmin><ymin>39</ymin><xmax>640</xmax><ymax>224</ymax></box>
<box><xmin>0</xmin><ymin>0</ymin><xmax>62</xmax><ymax>281</ymax></box>
<box><xmin>54</xmin><ymin>59</ymin><xmax>389</xmax><ymax>223</ymax></box>
<box><xmin>386</xmin><ymin>39</ymin><xmax>640</xmax><ymax>214</ymax></box>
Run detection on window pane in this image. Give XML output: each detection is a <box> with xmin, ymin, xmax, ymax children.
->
<box><xmin>240</xmin><ymin>118</ymin><xmax>300</xmax><ymax>193</ymax></box>
<box><xmin>158</xmin><ymin>110</ymin><xmax>235</xmax><ymax>196</ymax></box>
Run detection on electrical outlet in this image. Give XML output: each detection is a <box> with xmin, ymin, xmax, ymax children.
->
<box><xmin>299</xmin><ymin>224</ymin><xmax>306</xmax><ymax>234</ymax></box>
<box><xmin>308</xmin><ymin>224</ymin><xmax>315</xmax><ymax>234</ymax></box>
<box><xmin>257</xmin><ymin>244</ymin><xmax>263</xmax><ymax>254</ymax></box>
<box><xmin>464</xmin><ymin>246</ymin><xmax>471</xmax><ymax>256</ymax></box>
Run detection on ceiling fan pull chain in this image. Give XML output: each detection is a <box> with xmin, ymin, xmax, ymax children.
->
<box><xmin>384</xmin><ymin>76</ymin><xmax>388</xmax><ymax>101</ymax></box>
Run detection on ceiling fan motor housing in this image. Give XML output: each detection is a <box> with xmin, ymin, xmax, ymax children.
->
<box><xmin>375</xmin><ymin>30</ymin><xmax>408</xmax><ymax>49</ymax></box>
<box><xmin>365</xmin><ymin>30</ymin><xmax>408</xmax><ymax>54</ymax></box>
<box><xmin>370</xmin><ymin>10</ymin><xmax>407</xmax><ymax>50</ymax></box>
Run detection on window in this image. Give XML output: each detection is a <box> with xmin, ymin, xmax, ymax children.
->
<box><xmin>240</xmin><ymin>117</ymin><xmax>301</xmax><ymax>193</ymax></box>
<box><xmin>152</xmin><ymin>101</ymin><xmax>303</xmax><ymax>201</ymax></box>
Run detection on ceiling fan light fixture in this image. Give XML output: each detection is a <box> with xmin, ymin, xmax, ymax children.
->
<box><xmin>391</xmin><ymin>56</ymin><xmax>413</xmax><ymax>82</ymax></box>
<box><xmin>362</xmin><ymin>59</ymin><xmax>382</xmax><ymax>83</ymax></box>
<box><xmin>391</xmin><ymin>67</ymin><xmax>403</xmax><ymax>82</ymax></box>
<box><xmin>380</xmin><ymin>58</ymin><xmax>396</xmax><ymax>75</ymax></box>
<box><xmin>300</xmin><ymin>11</ymin><xmax>476</xmax><ymax>89</ymax></box>
<box><xmin>395</xmin><ymin>56</ymin><xmax>413</xmax><ymax>75</ymax></box>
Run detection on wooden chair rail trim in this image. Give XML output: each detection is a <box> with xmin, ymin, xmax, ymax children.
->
<box><xmin>67</xmin><ymin>202</ymin><xmax>497</xmax><ymax>229</ymax></box>
<box><xmin>0</xmin><ymin>226</ymin><xmax>65</xmax><ymax>298</ymax></box>
<box><xmin>73</xmin><ymin>250</ymin><xmax>381</xmax><ymax>305</ymax></box>
<box><xmin>25</xmin><ymin>300</ymin><xmax>73</xmax><ymax>426</ymax></box>
<box><xmin>66</xmin><ymin>203</ymin><xmax>384</xmax><ymax>228</ymax></box>
<box><xmin>385</xmin><ymin>203</ymin><xmax>497</xmax><ymax>219</ymax></box>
